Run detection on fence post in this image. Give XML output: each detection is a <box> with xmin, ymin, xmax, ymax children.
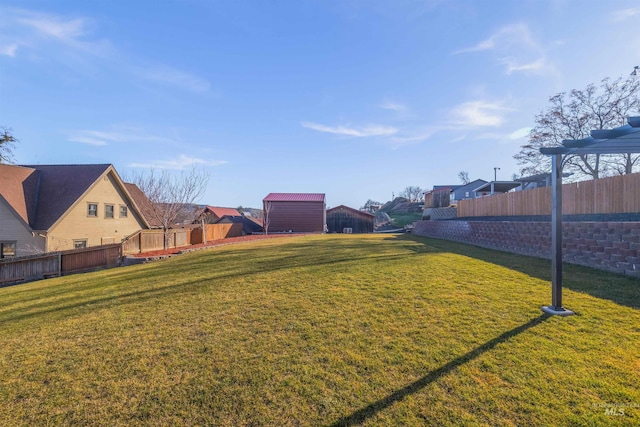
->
<box><xmin>58</xmin><ymin>251</ymin><xmax>62</xmax><ymax>277</ymax></box>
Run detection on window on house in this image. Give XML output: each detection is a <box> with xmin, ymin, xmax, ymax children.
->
<box><xmin>73</xmin><ymin>240</ymin><xmax>87</xmax><ymax>249</ymax></box>
<box><xmin>0</xmin><ymin>241</ymin><xmax>16</xmax><ymax>258</ymax></box>
<box><xmin>105</xmin><ymin>204</ymin><xmax>114</xmax><ymax>219</ymax></box>
<box><xmin>120</xmin><ymin>205</ymin><xmax>128</xmax><ymax>218</ymax></box>
<box><xmin>465</xmin><ymin>191</ymin><xmax>470</xmax><ymax>198</ymax></box>
<box><xmin>88</xmin><ymin>203</ymin><xmax>98</xmax><ymax>217</ymax></box>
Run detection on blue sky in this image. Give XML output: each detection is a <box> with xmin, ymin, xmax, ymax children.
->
<box><xmin>1</xmin><ymin>0</ymin><xmax>639</xmax><ymax>209</ymax></box>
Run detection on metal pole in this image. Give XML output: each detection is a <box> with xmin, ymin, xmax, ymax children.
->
<box><xmin>551</xmin><ymin>154</ymin><xmax>562</xmax><ymax>308</ymax></box>
<box><xmin>543</xmin><ymin>154</ymin><xmax>573</xmax><ymax>316</ymax></box>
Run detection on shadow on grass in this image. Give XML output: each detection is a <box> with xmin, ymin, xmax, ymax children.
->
<box><xmin>399</xmin><ymin>234</ymin><xmax>640</xmax><ymax>310</ymax></box>
<box><xmin>3</xmin><ymin>233</ymin><xmax>637</xmax><ymax>324</ymax></box>
<box><xmin>0</xmin><ymin>243</ymin><xmax>415</xmax><ymax>325</ymax></box>
<box><xmin>328</xmin><ymin>314</ymin><xmax>551</xmax><ymax>427</ymax></box>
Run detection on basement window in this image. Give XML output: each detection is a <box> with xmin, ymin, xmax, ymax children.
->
<box><xmin>0</xmin><ymin>241</ymin><xmax>16</xmax><ymax>258</ymax></box>
<box><xmin>73</xmin><ymin>240</ymin><xmax>87</xmax><ymax>249</ymax></box>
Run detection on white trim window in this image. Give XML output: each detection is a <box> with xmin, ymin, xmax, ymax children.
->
<box><xmin>105</xmin><ymin>204</ymin><xmax>114</xmax><ymax>219</ymax></box>
<box><xmin>88</xmin><ymin>203</ymin><xmax>98</xmax><ymax>217</ymax></box>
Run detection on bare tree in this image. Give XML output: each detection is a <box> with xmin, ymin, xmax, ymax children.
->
<box><xmin>458</xmin><ymin>171</ymin><xmax>470</xmax><ymax>184</ymax></box>
<box><xmin>399</xmin><ymin>186</ymin><xmax>424</xmax><ymax>202</ymax></box>
<box><xmin>130</xmin><ymin>168</ymin><xmax>209</xmax><ymax>248</ymax></box>
<box><xmin>1</xmin><ymin>127</ymin><xmax>17</xmax><ymax>164</ymax></box>
<box><xmin>514</xmin><ymin>75</ymin><xmax>640</xmax><ymax>180</ymax></box>
<box><xmin>263</xmin><ymin>200</ymin><xmax>273</xmax><ymax>235</ymax></box>
<box><xmin>362</xmin><ymin>199</ymin><xmax>381</xmax><ymax>211</ymax></box>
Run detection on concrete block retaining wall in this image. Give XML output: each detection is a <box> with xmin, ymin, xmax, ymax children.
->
<box><xmin>413</xmin><ymin>220</ymin><xmax>640</xmax><ymax>278</ymax></box>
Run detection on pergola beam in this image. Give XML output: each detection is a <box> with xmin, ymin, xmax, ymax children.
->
<box><xmin>540</xmin><ymin>116</ymin><xmax>640</xmax><ymax>316</ymax></box>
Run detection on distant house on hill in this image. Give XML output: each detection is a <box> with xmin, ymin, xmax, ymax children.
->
<box><xmin>0</xmin><ymin>164</ymin><xmax>150</xmax><ymax>256</ymax></box>
<box><xmin>263</xmin><ymin>193</ymin><xmax>326</xmax><ymax>233</ymax></box>
<box><xmin>196</xmin><ymin>206</ymin><xmax>242</xmax><ymax>224</ymax></box>
<box><xmin>450</xmin><ymin>179</ymin><xmax>488</xmax><ymax>203</ymax></box>
<box><xmin>326</xmin><ymin>205</ymin><xmax>374</xmax><ymax>233</ymax></box>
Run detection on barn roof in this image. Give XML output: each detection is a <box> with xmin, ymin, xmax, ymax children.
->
<box><xmin>263</xmin><ymin>193</ymin><xmax>326</xmax><ymax>202</ymax></box>
<box><xmin>327</xmin><ymin>205</ymin><xmax>375</xmax><ymax>217</ymax></box>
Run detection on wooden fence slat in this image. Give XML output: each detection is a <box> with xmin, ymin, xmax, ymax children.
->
<box><xmin>457</xmin><ymin>173</ymin><xmax>640</xmax><ymax>217</ymax></box>
<box><xmin>0</xmin><ymin>243</ymin><xmax>122</xmax><ymax>285</ymax></box>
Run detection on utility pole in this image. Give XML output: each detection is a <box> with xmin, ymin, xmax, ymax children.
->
<box><xmin>493</xmin><ymin>167</ymin><xmax>500</xmax><ymax>181</ymax></box>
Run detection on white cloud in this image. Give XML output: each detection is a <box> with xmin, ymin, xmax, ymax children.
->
<box><xmin>4</xmin><ymin>9</ymin><xmax>205</xmax><ymax>93</ymax></box>
<box><xmin>385</xmin><ymin>132</ymin><xmax>434</xmax><ymax>149</ymax></box>
<box><xmin>17</xmin><ymin>15</ymin><xmax>86</xmax><ymax>41</ymax></box>
<box><xmin>138</xmin><ymin>66</ymin><xmax>211</xmax><ymax>93</ymax></box>
<box><xmin>68</xmin><ymin>128</ymin><xmax>180</xmax><ymax>146</ymax></box>
<box><xmin>610</xmin><ymin>7</ymin><xmax>640</xmax><ymax>22</ymax></box>
<box><xmin>377</xmin><ymin>101</ymin><xmax>408</xmax><ymax>112</ymax></box>
<box><xmin>449</xmin><ymin>101</ymin><xmax>512</xmax><ymax>128</ymax></box>
<box><xmin>68</xmin><ymin>136</ymin><xmax>108</xmax><ymax>146</ymax></box>
<box><xmin>508</xmin><ymin>127</ymin><xmax>532</xmax><ymax>140</ymax></box>
<box><xmin>129</xmin><ymin>154</ymin><xmax>227</xmax><ymax>170</ymax></box>
<box><xmin>0</xmin><ymin>44</ymin><xmax>18</xmax><ymax>57</ymax></box>
<box><xmin>454</xmin><ymin>23</ymin><xmax>555</xmax><ymax>76</ymax></box>
<box><xmin>501</xmin><ymin>58</ymin><xmax>546</xmax><ymax>75</ymax></box>
<box><xmin>4</xmin><ymin>9</ymin><xmax>111</xmax><ymax>56</ymax></box>
<box><xmin>301</xmin><ymin>121</ymin><xmax>398</xmax><ymax>137</ymax></box>
<box><xmin>454</xmin><ymin>23</ymin><xmax>537</xmax><ymax>54</ymax></box>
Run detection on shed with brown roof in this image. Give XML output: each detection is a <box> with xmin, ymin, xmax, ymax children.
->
<box><xmin>326</xmin><ymin>205</ymin><xmax>374</xmax><ymax>233</ymax></box>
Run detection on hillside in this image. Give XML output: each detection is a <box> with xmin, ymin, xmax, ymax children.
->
<box><xmin>377</xmin><ymin>197</ymin><xmax>423</xmax><ymax>229</ymax></box>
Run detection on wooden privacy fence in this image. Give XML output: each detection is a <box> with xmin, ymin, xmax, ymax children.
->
<box><xmin>122</xmin><ymin>229</ymin><xmax>190</xmax><ymax>255</ymax></box>
<box><xmin>61</xmin><ymin>244</ymin><xmax>122</xmax><ymax>274</ymax></box>
<box><xmin>457</xmin><ymin>172</ymin><xmax>640</xmax><ymax>217</ymax></box>
<box><xmin>424</xmin><ymin>189</ymin><xmax>451</xmax><ymax>208</ymax></box>
<box><xmin>190</xmin><ymin>223</ymin><xmax>243</xmax><ymax>244</ymax></box>
<box><xmin>0</xmin><ymin>244</ymin><xmax>122</xmax><ymax>286</ymax></box>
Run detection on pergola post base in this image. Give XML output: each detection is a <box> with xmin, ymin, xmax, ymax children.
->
<box><xmin>542</xmin><ymin>306</ymin><xmax>574</xmax><ymax>316</ymax></box>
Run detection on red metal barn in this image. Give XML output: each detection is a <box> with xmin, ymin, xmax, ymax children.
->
<box><xmin>326</xmin><ymin>205</ymin><xmax>374</xmax><ymax>233</ymax></box>
<box><xmin>263</xmin><ymin>193</ymin><xmax>326</xmax><ymax>233</ymax></box>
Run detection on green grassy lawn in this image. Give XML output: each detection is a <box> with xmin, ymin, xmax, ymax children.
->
<box><xmin>0</xmin><ymin>234</ymin><xmax>638</xmax><ymax>426</ymax></box>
